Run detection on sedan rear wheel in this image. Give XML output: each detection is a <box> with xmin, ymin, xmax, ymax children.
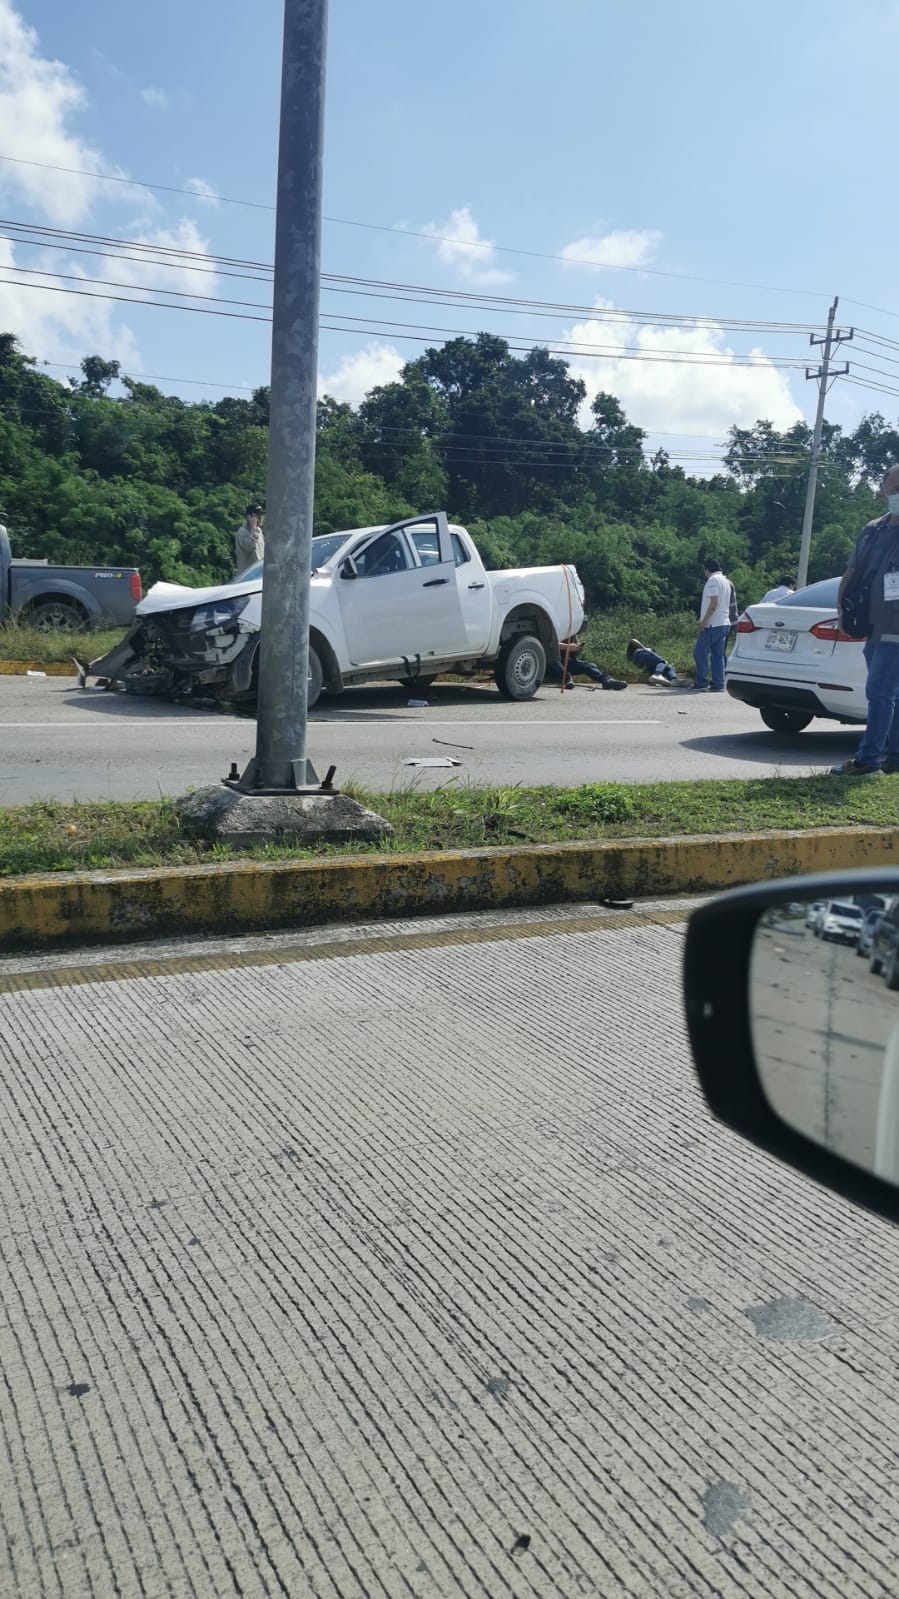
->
<box><xmin>759</xmin><ymin>707</ymin><xmax>814</xmax><ymax>735</ymax></box>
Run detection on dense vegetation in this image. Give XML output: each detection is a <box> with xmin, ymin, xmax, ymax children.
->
<box><xmin>2</xmin><ymin>330</ymin><xmax>897</xmax><ymax>611</ymax></box>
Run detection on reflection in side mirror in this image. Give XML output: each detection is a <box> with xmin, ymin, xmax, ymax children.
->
<box><xmin>750</xmin><ymin>892</ymin><xmax>899</xmax><ymax>1183</ymax></box>
<box><xmin>340</xmin><ymin>556</ymin><xmax>358</xmax><ymax>580</ymax></box>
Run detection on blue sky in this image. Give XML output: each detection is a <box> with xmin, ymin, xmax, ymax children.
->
<box><xmin>3</xmin><ymin>0</ymin><xmax>899</xmax><ymax>467</ymax></box>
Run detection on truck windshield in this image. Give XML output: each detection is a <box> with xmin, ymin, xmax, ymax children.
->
<box><xmin>233</xmin><ymin>533</ymin><xmax>350</xmax><ymax>587</ymax></box>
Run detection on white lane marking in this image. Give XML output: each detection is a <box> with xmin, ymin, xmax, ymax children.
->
<box><xmin>0</xmin><ymin>718</ymin><xmax>664</xmax><ymax>730</ymax></box>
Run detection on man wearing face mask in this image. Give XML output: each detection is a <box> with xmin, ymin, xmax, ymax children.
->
<box><xmin>831</xmin><ymin>464</ymin><xmax>899</xmax><ymax>775</ymax></box>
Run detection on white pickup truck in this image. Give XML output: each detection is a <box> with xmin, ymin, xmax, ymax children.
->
<box><xmin>84</xmin><ymin>512</ymin><xmax>586</xmax><ymax>705</ymax></box>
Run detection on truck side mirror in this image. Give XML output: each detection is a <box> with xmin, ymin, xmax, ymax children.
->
<box><xmin>684</xmin><ymin>871</ymin><xmax>899</xmax><ymax>1223</ymax></box>
<box><xmin>339</xmin><ymin>555</ymin><xmax>358</xmax><ymax>580</ymax></box>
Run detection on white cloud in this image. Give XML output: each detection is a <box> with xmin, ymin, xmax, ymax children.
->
<box><xmin>0</xmin><ymin>237</ymin><xmax>141</xmax><ymax>369</ymax></box>
<box><xmin>418</xmin><ymin>206</ymin><xmax>513</xmax><ymax>287</ymax></box>
<box><xmin>184</xmin><ymin>176</ymin><xmax>220</xmax><ymax>208</ymax></box>
<box><xmin>319</xmin><ymin>343</ymin><xmax>404</xmax><ymax>406</ymax></box>
<box><xmin>564</xmin><ymin>304</ymin><xmax>801</xmax><ymax>437</ymax></box>
<box><xmin>560</xmin><ymin>229</ymin><xmax>663</xmax><ymax>271</ymax></box>
<box><xmin>0</xmin><ymin>0</ymin><xmax>127</xmax><ymax>225</ymax></box>
<box><xmin>140</xmin><ymin>86</ymin><xmax>168</xmax><ymax>110</ymax></box>
<box><xmin>91</xmin><ymin>217</ymin><xmax>219</xmax><ymax>298</ymax></box>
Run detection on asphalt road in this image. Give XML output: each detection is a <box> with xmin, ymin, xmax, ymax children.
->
<box><xmin>0</xmin><ymin>674</ymin><xmax>865</xmax><ymax>802</ymax></box>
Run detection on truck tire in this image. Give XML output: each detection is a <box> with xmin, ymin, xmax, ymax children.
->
<box><xmin>870</xmin><ymin>949</ymin><xmax>884</xmax><ymax>977</ymax></box>
<box><xmin>307</xmin><ymin>644</ymin><xmax>323</xmax><ymax>709</ymax></box>
<box><xmin>494</xmin><ymin>634</ymin><xmax>546</xmax><ymax>700</ymax></box>
<box><xmin>246</xmin><ymin>644</ymin><xmax>323</xmax><ymax>708</ymax></box>
<box><xmin>24</xmin><ymin>597</ymin><xmax>90</xmax><ymax>633</ymax></box>
<box><xmin>886</xmin><ymin>949</ymin><xmax>899</xmax><ymax>992</ymax></box>
<box><xmin>760</xmin><ymin>707</ymin><xmax>813</xmax><ymax>735</ymax></box>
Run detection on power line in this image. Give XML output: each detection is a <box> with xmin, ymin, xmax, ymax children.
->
<box><xmin>0</xmin><ymin>152</ymin><xmax>274</xmax><ymax>212</ymax></box>
<box><xmin>0</xmin><ymin>218</ymin><xmax>822</xmax><ymax>334</ymax></box>
<box><xmin>36</xmin><ymin>359</ymin><xmax>260</xmax><ymax>393</ymax></box>
<box><xmin>0</xmin><ymin>273</ymin><xmax>271</xmax><ymax>323</ymax></box>
<box><xmin>842</xmin><ymin>375</ymin><xmax>899</xmax><ymax>402</ymax></box>
<box><xmin>0</xmin><ymin>260</ymin><xmax>271</xmax><ymax>312</ymax></box>
<box><xmin>34</xmin><ymin>361</ymin><xmax>809</xmax><ymax>447</ymax></box>
<box><xmin>0</xmin><ymin>150</ymin><xmax>833</xmax><ymax>300</ymax></box>
<box><xmin>0</xmin><ymin>271</ymin><xmax>818</xmax><ymax>370</ymax></box>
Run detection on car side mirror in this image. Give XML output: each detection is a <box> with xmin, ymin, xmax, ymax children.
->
<box><xmin>340</xmin><ymin>555</ymin><xmax>358</xmax><ymax>580</ymax></box>
<box><xmin>684</xmin><ymin>870</ymin><xmax>899</xmax><ymax>1223</ymax></box>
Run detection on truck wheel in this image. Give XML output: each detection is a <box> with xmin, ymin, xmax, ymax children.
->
<box><xmin>307</xmin><ymin>644</ymin><xmax>323</xmax><ymax>709</ymax></box>
<box><xmin>760</xmin><ymin>707</ymin><xmax>813</xmax><ymax>735</ymax></box>
<box><xmin>24</xmin><ymin>598</ymin><xmax>90</xmax><ymax>633</ymax></box>
<box><xmin>245</xmin><ymin>643</ymin><xmax>323</xmax><ymax>708</ymax></box>
<box><xmin>870</xmin><ymin>950</ymin><xmax>884</xmax><ymax>977</ymax></box>
<box><xmin>494</xmin><ymin>635</ymin><xmax>546</xmax><ymax>700</ymax></box>
<box><xmin>886</xmin><ymin>950</ymin><xmax>899</xmax><ymax>991</ymax></box>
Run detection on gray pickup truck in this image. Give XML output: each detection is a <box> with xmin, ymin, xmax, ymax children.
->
<box><xmin>0</xmin><ymin>524</ymin><xmax>142</xmax><ymax>632</ymax></box>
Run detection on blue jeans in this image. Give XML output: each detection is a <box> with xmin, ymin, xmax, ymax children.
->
<box><xmin>856</xmin><ymin>641</ymin><xmax>899</xmax><ymax>767</ymax></box>
<box><xmin>693</xmin><ymin>625</ymin><xmax>730</xmax><ymax>690</ymax></box>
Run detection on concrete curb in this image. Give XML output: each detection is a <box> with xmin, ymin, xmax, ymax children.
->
<box><xmin>3</xmin><ymin>825</ymin><xmax>899</xmax><ymax>950</ymax></box>
<box><xmin>0</xmin><ymin>661</ymin><xmax>76</xmax><ymax>676</ymax></box>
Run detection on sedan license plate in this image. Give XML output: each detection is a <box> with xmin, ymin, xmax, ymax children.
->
<box><xmin>765</xmin><ymin>630</ymin><xmax>798</xmax><ymax>653</ymax></box>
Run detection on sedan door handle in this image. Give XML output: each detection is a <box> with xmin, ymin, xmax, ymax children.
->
<box><xmin>468</xmin><ymin>582</ymin><xmax>486</xmax><ymax>590</ymax></box>
<box><xmin>422</xmin><ymin>578</ymin><xmax>449</xmax><ymax>587</ymax></box>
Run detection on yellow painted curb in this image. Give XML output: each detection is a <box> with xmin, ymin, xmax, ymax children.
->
<box><xmin>0</xmin><ymin>661</ymin><xmax>76</xmax><ymax>676</ymax></box>
<box><xmin>2</xmin><ymin>825</ymin><xmax>899</xmax><ymax>950</ymax></box>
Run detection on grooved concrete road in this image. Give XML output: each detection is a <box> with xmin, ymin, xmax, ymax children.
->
<box><xmin>2</xmin><ymin>901</ymin><xmax>899</xmax><ymax>1597</ymax></box>
<box><xmin>0</xmin><ymin>675</ymin><xmax>862</xmax><ymax>801</ymax></box>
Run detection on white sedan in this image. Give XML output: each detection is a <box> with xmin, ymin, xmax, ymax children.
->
<box><xmin>726</xmin><ymin>577</ymin><xmax>866</xmax><ymax>735</ymax></box>
<box><xmin>815</xmin><ymin>900</ymin><xmax>865</xmax><ymax>945</ymax></box>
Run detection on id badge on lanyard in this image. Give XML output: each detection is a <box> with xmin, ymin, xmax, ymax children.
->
<box><xmin>885</xmin><ymin>570</ymin><xmax>899</xmax><ymax>602</ymax></box>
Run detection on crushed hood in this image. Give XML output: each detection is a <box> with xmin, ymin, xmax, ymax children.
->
<box><xmin>137</xmin><ymin>574</ymin><xmax>262</xmax><ymax>617</ymax></box>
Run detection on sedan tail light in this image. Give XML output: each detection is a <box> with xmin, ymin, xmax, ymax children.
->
<box><xmin>735</xmin><ymin>614</ymin><xmax>757</xmax><ymax>633</ymax></box>
<box><xmin>130</xmin><ymin>572</ymin><xmax>142</xmax><ymax>602</ymax></box>
<box><xmin>810</xmin><ymin>617</ymin><xmax>854</xmax><ymax>643</ymax></box>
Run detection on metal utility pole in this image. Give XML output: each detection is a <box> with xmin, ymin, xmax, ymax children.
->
<box><xmin>240</xmin><ymin>0</ymin><xmax>328</xmax><ymax>792</ymax></box>
<box><xmin>796</xmin><ymin>296</ymin><xmax>853</xmax><ymax>589</ymax></box>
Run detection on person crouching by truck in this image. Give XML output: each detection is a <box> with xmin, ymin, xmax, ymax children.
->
<box><xmin>546</xmin><ymin>637</ymin><xmax>627</xmax><ymax>690</ymax></box>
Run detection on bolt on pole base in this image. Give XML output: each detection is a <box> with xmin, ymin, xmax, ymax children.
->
<box><xmin>222</xmin><ymin>757</ymin><xmax>339</xmax><ymax>797</ymax></box>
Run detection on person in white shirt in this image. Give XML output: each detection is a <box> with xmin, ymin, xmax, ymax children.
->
<box><xmin>689</xmin><ymin>558</ymin><xmax>733</xmax><ymax>692</ymax></box>
<box><xmin>234</xmin><ymin>502</ymin><xmax>265</xmax><ymax>576</ymax></box>
<box><xmin>760</xmin><ymin>576</ymin><xmax>796</xmax><ymax>604</ymax></box>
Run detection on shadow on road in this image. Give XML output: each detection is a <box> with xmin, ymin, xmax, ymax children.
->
<box><xmin>55</xmin><ymin>681</ymin><xmax>507</xmax><ymax>722</ymax></box>
<box><xmin>680</xmin><ymin>728</ymin><xmax>858</xmax><ymax>768</ymax></box>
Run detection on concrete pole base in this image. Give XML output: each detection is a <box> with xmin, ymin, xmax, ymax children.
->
<box><xmin>175</xmin><ymin>784</ymin><xmax>392</xmax><ymax>850</ymax></box>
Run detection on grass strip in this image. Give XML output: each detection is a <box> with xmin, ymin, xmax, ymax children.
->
<box><xmin>1</xmin><ymin>776</ymin><xmax>897</xmax><ymax>878</ymax></box>
<box><xmin>0</xmin><ymin>622</ymin><xmax>125</xmax><ymax>664</ymax></box>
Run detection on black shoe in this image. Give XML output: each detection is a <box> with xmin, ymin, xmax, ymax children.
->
<box><xmin>883</xmin><ymin>762</ymin><xmax>899</xmax><ymax>775</ymax></box>
<box><xmin>601</xmin><ymin>677</ymin><xmax>627</xmax><ymax>690</ymax></box>
<box><xmin>829</xmin><ymin>759</ymin><xmax>882</xmax><ymax>776</ymax></box>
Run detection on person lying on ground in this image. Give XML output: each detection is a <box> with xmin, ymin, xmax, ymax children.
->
<box><xmin>626</xmin><ymin>638</ymin><xmax>678</xmax><ymax>683</ymax></box>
